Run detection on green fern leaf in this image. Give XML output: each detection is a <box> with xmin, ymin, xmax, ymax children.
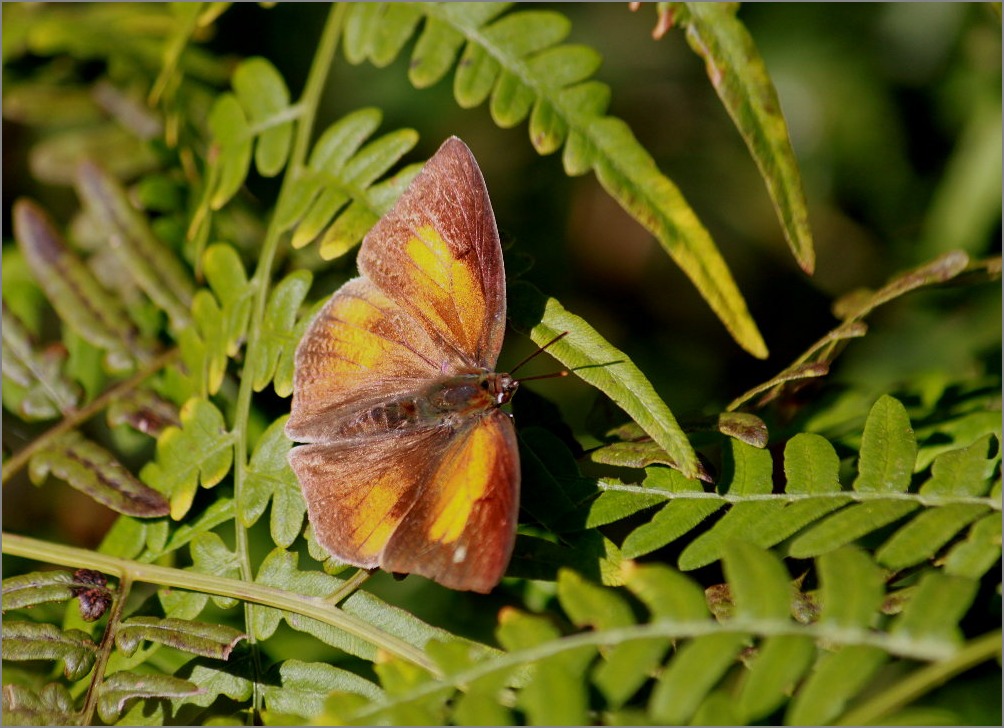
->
<box><xmin>679</xmin><ymin>441</ymin><xmax>778</xmax><ymax>569</ymax></box>
<box><xmin>854</xmin><ymin>395</ymin><xmax>917</xmax><ymax>493</ymax></box>
<box><xmin>920</xmin><ymin>434</ymin><xmax>997</xmax><ymax>497</ymax></box>
<box><xmin>29</xmin><ymin>431</ymin><xmax>170</xmax><ymax>517</ymax></box>
<box><xmin>558</xmin><ymin>570</ymin><xmax>668</xmax><ymax>709</ymax></box>
<box><xmin>1</xmin><ymin>621</ymin><xmax>96</xmax><ymax>681</ymax></box>
<box><xmin>202</xmin><ymin>244</ymin><xmax>253</xmax><ymax>357</ymax></box>
<box><xmin>787</xmin><ymin>500</ymin><xmax>919</xmax><ymax>559</ymax></box>
<box><xmin>243</xmin><ymin>415</ymin><xmax>306</xmax><ymax>547</ymax></box>
<box><xmin>586</xmin><ymin>488</ymin><xmax>665</xmax><ymax>530</ymax></box>
<box><xmin>649</xmin><ymin>631</ymin><xmax>748</xmax><ymax>724</ymax></box>
<box><xmin>817</xmin><ymin>546</ymin><xmax>885</xmax><ymax>631</ymax></box>
<box><xmin>758</xmin><ymin>496</ymin><xmax>852</xmax><ymax>550</ymax></box>
<box><xmin>784</xmin><ymin>432</ymin><xmax>841</xmax><ymax>493</ymax></box>
<box><xmin>678</xmin><ymin>2</ymin><xmax>814</xmax><ymax>272</ymax></box>
<box><xmin>943</xmin><ymin>514</ymin><xmax>1002</xmax><ymax>579</ymax></box>
<box><xmin>232</xmin><ymin>57</ymin><xmax>293</xmax><ymax>177</ymax></box>
<box><xmin>509</xmin><ymin>281</ymin><xmax>698</xmax><ymax>478</ymax></box>
<box><xmin>785</xmin><ymin>645</ymin><xmax>887</xmax><ymax>725</ymax></box>
<box><xmin>247</xmin><ymin>270</ymin><xmax>313</xmax><ymax>396</ymax></box>
<box><xmin>206</xmin><ymin>94</ymin><xmax>253</xmax><ymax>210</ymax></box>
<box><xmin>263</xmin><ymin>660</ymin><xmax>381</xmax><ymax>719</ymax></box>
<box><xmin>891</xmin><ymin>572</ymin><xmax>979</xmax><ymax>650</ymax></box>
<box><xmin>283</xmin><ymin>113</ymin><xmax>419</xmax><ymax>258</ymax></box>
<box><xmin>621</xmin><ymin>497</ymin><xmax>724</xmax><ymax>560</ymax></box>
<box><xmin>140</xmin><ymin>397</ymin><xmax>235</xmax><ymax>520</ymax></box>
<box><xmin>722</xmin><ymin>541</ymin><xmax>791</xmax><ymax>621</ymax></box>
<box><xmin>171</xmin><ymin>656</ymin><xmax>255</xmax><ymax>710</ymax></box>
<box><xmin>497</xmin><ymin>607</ymin><xmax>595</xmax><ymax>726</ymax></box>
<box><xmin>622</xmin><ymin>562</ymin><xmax>709</xmax><ymax>620</ymax></box>
<box><xmin>736</xmin><ymin>634</ymin><xmax>815</xmax><ymax>722</ymax></box>
<box><xmin>184</xmin><ymin>243</ymin><xmax>254</xmax><ymax>396</ymax></box>
<box><xmin>876</xmin><ymin>503</ymin><xmax>990</xmax><ymax>570</ymax></box>
<box><xmin>189</xmin><ymin>531</ymin><xmax>241</xmax><ymax>610</ymax></box>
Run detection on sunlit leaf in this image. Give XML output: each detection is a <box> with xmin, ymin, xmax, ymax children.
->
<box><xmin>140</xmin><ymin>397</ymin><xmax>235</xmax><ymax>520</ymax></box>
<box><xmin>510</xmin><ymin>282</ymin><xmax>698</xmax><ymax>478</ymax></box>
<box><xmin>679</xmin><ymin>2</ymin><xmax>814</xmax><ymax>272</ymax></box>
<box><xmin>853</xmin><ymin>395</ymin><xmax>917</xmax><ymax>493</ymax></box>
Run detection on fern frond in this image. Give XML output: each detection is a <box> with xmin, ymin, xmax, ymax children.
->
<box><xmin>340</xmin><ymin>2</ymin><xmax>767</xmax><ymax>357</ymax></box>
<box><xmin>29</xmin><ymin>431</ymin><xmax>170</xmax><ymax>517</ymax></box>
<box><xmin>277</xmin><ymin>108</ymin><xmax>421</xmax><ymax>259</ymax></box>
<box><xmin>1</xmin><ymin>302</ymin><xmax>81</xmax><ymax>420</ymax></box>
<box><xmin>531</xmin><ymin>394</ymin><xmax>999</xmax><ymax>580</ymax></box>
<box><xmin>139</xmin><ymin>397</ymin><xmax>235</xmax><ymax>520</ymax></box>
<box><xmin>313</xmin><ymin>546</ymin><xmax>992</xmax><ymax>725</ymax></box>
<box><xmin>13</xmin><ymin>200</ymin><xmax>155</xmax><ymax>374</ymax></box>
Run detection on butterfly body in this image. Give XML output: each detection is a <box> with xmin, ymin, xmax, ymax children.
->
<box><xmin>286</xmin><ymin>138</ymin><xmax>520</xmax><ymax>593</ymax></box>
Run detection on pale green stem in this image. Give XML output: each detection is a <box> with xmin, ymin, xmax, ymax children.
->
<box><xmin>2</xmin><ymin>532</ymin><xmax>438</xmax><ymax>675</ymax></box>
<box><xmin>227</xmin><ymin>4</ymin><xmax>346</xmax><ymax>719</ymax></box>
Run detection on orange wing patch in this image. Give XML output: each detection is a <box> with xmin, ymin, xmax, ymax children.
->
<box><xmin>403</xmin><ymin>225</ymin><xmax>487</xmax><ymax>359</ymax></box>
<box><xmin>426</xmin><ymin>421</ymin><xmax>497</xmax><ymax>543</ymax></box>
<box><xmin>286</xmin><ymin>277</ymin><xmax>458</xmax><ymax>441</ymax></box>
<box><xmin>288</xmin><ymin>427</ymin><xmax>444</xmax><ymax>567</ymax></box>
<box><xmin>381</xmin><ymin>411</ymin><xmax>520</xmax><ymax>593</ymax></box>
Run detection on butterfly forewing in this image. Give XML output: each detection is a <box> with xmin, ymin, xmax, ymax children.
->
<box><xmin>357</xmin><ymin>137</ymin><xmax>506</xmax><ymax>370</ymax></box>
<box><xmin>286</xmin><ymin>277</ymin><xmax>454</xmax><ymax>442</ymax></box>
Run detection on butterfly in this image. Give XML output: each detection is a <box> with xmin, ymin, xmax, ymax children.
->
<box><xmin>285</xmin><ymin>137</ymin><xmax>519</xmax><ymax>593</ymax></box>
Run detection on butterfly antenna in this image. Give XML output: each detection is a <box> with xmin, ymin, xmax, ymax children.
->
<box><xmin>510</xmin><ymin>331</ymin><xmax>569</xmax><ymax>376</ymax></box>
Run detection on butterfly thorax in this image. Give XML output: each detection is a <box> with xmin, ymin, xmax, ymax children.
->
<box><xmin>336</xmin><ymin>370</ymin><xmax>518</xmax><ymax>437</ymax></box>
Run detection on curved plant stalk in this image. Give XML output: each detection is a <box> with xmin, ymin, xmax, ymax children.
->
<box><xmin>835</xmin><ymin>630</ymin><xmax>1003</xmax><ymax>725</ymax></box>
<box><xmin>1</xmin><ymin>532</ymin><xmax>438</xmax><ymax>676</ymax></box>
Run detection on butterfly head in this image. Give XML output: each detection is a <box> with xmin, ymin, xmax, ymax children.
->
<box><xmin>487</xmin><ymin>372</ymin><xmax>519</xmax><ymax>406</ymax></box>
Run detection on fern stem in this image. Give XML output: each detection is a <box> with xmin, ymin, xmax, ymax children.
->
<box><xmin>1</xmin><ymin>347</ymin><xmax>179</xmax><ymax>486</ymax></box>
<box><xmin>1</xmin><ymin>532</ymin><xmax>440</xmax><ymax>675</ymax></box>
<box><xmin>226</xmin><ymin>4</ymin><xmax>347</xmax><ymax>719</ymax></box>
<box><xmin>835</xmin><ymin>629</ymin><xmax>1003</xmax><ymax>725</ymax></box>
<box><xmin>598</xmin><ymin>481</ymin><xmax>1002</xmax><ymax>510</ymax></box>
<box><xmin>79</xmin><ymin>572</ymin><xmax>133</xmax><ymax>726</ymax></box>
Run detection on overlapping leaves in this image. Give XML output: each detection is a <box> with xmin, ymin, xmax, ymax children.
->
<box><xmin>335</xmin><ymin>1</ymin><xmax>786</xmax><ymax>357</ymax></box>
<box><xmin>314</xmin><ymin>546</ymin><xmax>991</xmax><ymax>726</ymax></box>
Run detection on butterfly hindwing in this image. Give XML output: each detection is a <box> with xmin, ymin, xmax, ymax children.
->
<box><xmin>381</xmin><ymin>410</ymin><xmax>520</xmax><ymax>593</ymax></box>
<box><xmin>289</xmin><ymin>411</ymin><xmax>518</xmax><ymax>593</ymax></box>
